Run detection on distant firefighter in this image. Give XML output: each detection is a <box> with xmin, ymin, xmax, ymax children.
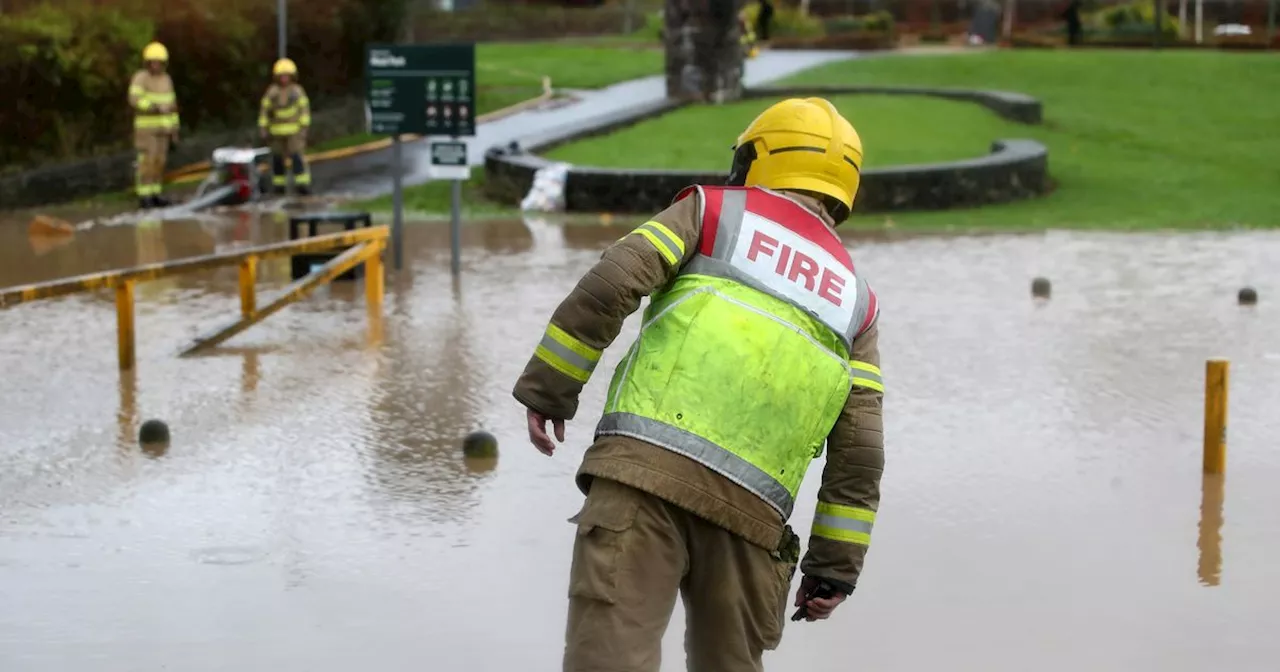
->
<box><xmin>129</xmin><ymin>42</ymin><xmax>180</xmax><ymax>209</ymax></box>
<box><xmin>259</xmin><ymin>58</ymin><xmax>312</xmax><ymax>196</ymax></box>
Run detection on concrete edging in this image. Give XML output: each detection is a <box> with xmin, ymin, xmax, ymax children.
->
<box><xmin>483</xmin><ymin>84</ymin><xmax>1049</xmax><ymax>214</ymax></box>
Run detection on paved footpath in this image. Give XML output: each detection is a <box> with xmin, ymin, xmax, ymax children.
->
<box><xmin>327</xmin><ymin>50</ymin><xmax>860</xmax><ymax>197</ymax></box>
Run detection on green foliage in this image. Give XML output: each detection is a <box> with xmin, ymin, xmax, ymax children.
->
<box><xmin>1089</xmin><ymin>1</ymin><xmax>1180</xmax><ymax>38</ymax></box>
<box><xmin>0</xmin><ymin>3</ymin><xmax>152</xmax><ymax>163</ymax></box>
<box><xmin>742</xmin><ymin>4</ymin><xmax>826</xmax><ymax>38</ymax></box>
<box><xmin>823</xmin><ymin>12</ymin><xmax>896</xmax><ymax>35</ymax></box>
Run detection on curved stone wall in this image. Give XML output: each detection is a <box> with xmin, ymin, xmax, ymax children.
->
<box><xmin>484</xmin><ymin>85</ymin><xmax>1049</xmax><ymax>215</ymax></box>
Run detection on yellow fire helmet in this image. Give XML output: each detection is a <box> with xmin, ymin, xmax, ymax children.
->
<box><xmin>727</xmin><ymin>97</ymin><xmax>865</xmax><ymax>224</ymax></box>
<box><xmin>273</xmin><ymin>58</ymin><xmax>298</xmax><ymax>77</ymax></box>
<box><xmin>142</xmin><ymin>42</ymin><xmax>169</xmax><ymax>63</ymax></box>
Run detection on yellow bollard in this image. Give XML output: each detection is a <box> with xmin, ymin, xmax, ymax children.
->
<box><xmin>116</xmin><ymin>280</ymin><xmax>136</xmax><ymax>371</ymax></box>
<box><xmin>238</xmin><ymin>256</ymin><xmax>258</xmax><ymax>318</ymax></box>
<box><xmin>364</xmin><ymin>241</ymin><xmax>385</xmax><ymax>313</ymax></box>
<box><xmin>1203</xmin><ymin>359</ymin><xmax>1229</xmax><ymax>474</ymax></box>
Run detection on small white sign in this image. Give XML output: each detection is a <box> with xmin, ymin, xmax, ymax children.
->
<box><xmin>427</xmin><ymin>140</ymin><xmax>470</xmax><ymax>181</ymax></box>
<box><xmin>426</xmin><ymin>164</ymin><xmax>471</xmax><ymax>181</ymax></box>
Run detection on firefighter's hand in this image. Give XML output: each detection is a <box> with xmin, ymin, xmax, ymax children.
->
<box><xmin>526</xmin><ymin>407</ymin><xmax>565</xmax><ymax>456</ymax></box>
<box><xmin>794</xmin><ymin>576</ymin><xmax>848</xmax><ymax>622</ymax></box>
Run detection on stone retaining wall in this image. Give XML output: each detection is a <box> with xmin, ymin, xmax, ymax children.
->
<box><xmin>484</xmin><ymin>85</ymin><xmax>1049</xmax><ymax>214</ymax></box>
<box><xmin>1</xmin><ymin>98</ymin><xmax>366</xmax><ymax>210</ymax></box>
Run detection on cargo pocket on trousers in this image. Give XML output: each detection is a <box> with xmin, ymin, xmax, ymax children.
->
<box><xmin>761</xmin><ymin>528</ymin><xmax>800</xmax><ymax>651</ymax></box>
<box><xmin>567</xmin><ymin>485</ymin><xmax>640</xmax><ymax>605</ymax></box>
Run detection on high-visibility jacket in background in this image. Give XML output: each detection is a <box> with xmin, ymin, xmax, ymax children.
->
<box><xmin>129</xmin><ymin>70</ymin><xmax>180</xmax><ymax>134</ymax></box>
<box><xmin>259</xmin><ymin>82</ymin><xmax>311</xmax><ymax>138</ymax></box>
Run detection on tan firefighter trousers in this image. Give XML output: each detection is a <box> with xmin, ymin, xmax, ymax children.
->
<box><xmin>134</xmin><ymin>130</ymin><xmax>170</xmax><ymax>197</ymax></box>
<box><xmin>564</xmin><ymin>478</ymin><xmax>799</xmax><ymax>672</ymax></box>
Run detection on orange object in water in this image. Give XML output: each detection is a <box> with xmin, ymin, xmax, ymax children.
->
<box><xmin>28</xmin><ymin>214</ymin><xmax>75</xmax><ymax>239</ymax></box>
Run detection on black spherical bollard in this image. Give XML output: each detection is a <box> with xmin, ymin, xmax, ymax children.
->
<box><xmin>138</xmin><ymin>419</ymin><xmax>170</xmax><ymax>458</ymax></box>
<box><xmin>462</xmin><ymin>431</ymin><xmax>498</xmax><ymax>459</ymax></box>
<box><xmin>1238</xmin><ymin>287</ymin><xmax>1258</xmax><ymax>306</ymax></box>
<box><xmin>139</xmin><ymin>419</ymin><xmax>170</xmax><ymax>445</ymax></box>
<box><xmin>1031</xmin><ymin>277</ymin><xmax>1051</xmax><ymax>299</ymax></box>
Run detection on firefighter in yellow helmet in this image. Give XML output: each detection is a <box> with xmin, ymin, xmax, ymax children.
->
<box><xmin>128</xmin><ymin>42</ymin><xmax>180</xmax><ymax>209</ymax></box>
<box><xmin>258</xmin><ymin>58</ymin><xmax>312</xmax><ymax>195</ymax></box>
<box><xmin>514</xmin><ymin>97</ymin><xmax>884</xmax><ymax>671</ymax></box>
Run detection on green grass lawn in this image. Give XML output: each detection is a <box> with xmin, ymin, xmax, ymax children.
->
<box><xmin>349</xmin><ymin>173</ymin><xmax>516</xmax><ymax>219</ymax></box>
<box><xmin>780</xmin><ymin>50</ymin><xmax>1280</xmax><ymax>230</ymax></box>
<box><xmin>544</xmin><ymin>95</ymin><xmax>1016</xmax><ymax>169</ymax></box>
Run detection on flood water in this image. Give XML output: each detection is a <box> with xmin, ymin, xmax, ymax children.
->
<box><xmin>2</xmin><ymin>212</ymin><xmax>1279</xmax><ymax>671</ymax></box>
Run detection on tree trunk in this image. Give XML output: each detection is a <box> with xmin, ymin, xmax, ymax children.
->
<box><xmin>663</xmin><ymin>0</ymin><xmax>745</xmax><ymax>103</ymax></box>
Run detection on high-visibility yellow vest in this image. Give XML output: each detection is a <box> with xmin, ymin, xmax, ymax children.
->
<box><xmin>129</xmin><ymin>71</ymin><xmax>179</xmax><ymax>132</ymax></box>
<box><xmin>595</xmin><ymin>186</ymin><xmax>880</xmax><ymax>518</ymax></box>
<box><xmin>259</xmin><ymin>83</ymin><xmax>311</xmax><ymax>137</ymax></box>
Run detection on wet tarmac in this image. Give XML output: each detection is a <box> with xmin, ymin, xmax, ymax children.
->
<box><xmin>2</xmin><ymin>214</ymin><xmax>1280</xmax><ymax>671</ymax></box>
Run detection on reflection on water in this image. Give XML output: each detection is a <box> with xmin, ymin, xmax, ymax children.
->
<box><xmin>2</xmin><ymin>216</ymin><xmax>1280</xmax><ymax>671</ymax></box>
<box><xmin>1197</xmin><ymin>473</ymin><xmax>1226</xmax><ymax>587</ymax></box>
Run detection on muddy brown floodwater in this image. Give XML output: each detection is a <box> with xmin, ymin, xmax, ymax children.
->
<box><xmin>2</xmin><ymin>212</ymin><xmax>1279</xmax><ymax>671</ymax></box>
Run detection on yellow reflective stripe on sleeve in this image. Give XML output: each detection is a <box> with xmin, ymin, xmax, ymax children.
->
<box><xmin>850</xmin><ymin>360</ymin><xmax>883</xmax><ymax>392</ymax></box>
<box><xmin>811</xmin><ymin>501</ymin><xmax>875</xmax><ymax>546</ymax></box>
<box><xmin>631</xmin><ymin>220</ymin><xmax>685</xmax><ymax>266</ymax></box>
<box><xmin>534</xmin><ymin>323</ymin><xmax>603</xmax><ymax>384</ymax></box>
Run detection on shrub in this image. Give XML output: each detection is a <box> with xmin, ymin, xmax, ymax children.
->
<box><xmin>1089</xmin><ymin>1</ymin><xmax>1180</xmax><ymax>39</ymax></box>
<box><xmin>0</xmin><ymin>4</ymin><xmax>152</xmax><ymax>166</ymax></box>
<box><xmin>743</xmin><ymin>4</ymin><xmax>826</xmax><ymax>38</ymax></box>
<box><xmin>823</xmin><ymin>11</ymin><xmax>896</xmax><ymax>35</ymax></box>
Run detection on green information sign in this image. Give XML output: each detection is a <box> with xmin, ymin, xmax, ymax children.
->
<box><xmin>365</xmin><ymin>43</ymin><xmax>476</xmax><ymax>137</ymax></box>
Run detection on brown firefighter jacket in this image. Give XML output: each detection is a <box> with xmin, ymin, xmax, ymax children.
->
<box><xmin>512</xmin><ymin>189</ymin><xmax>885</xmax><ymax>592</ymax></box>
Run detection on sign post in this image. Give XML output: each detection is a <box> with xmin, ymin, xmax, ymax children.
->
<box><xmin>427</xmin><ymin>140</ymin><xmax>470</xmax><ymax>276</ymax></box>
<box><xmin>365</xmin><ymin>43</ymin><xmax>476</xmax><ymax>272</ymax></box>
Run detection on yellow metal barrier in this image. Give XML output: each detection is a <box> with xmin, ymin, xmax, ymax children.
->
<box><xmin>0</xmin><ymin>226</ymin><xmax>389</xmax><ymax>370</ymax></box>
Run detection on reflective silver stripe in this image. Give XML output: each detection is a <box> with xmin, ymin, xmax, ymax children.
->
<box><xmin>711</xmin><ymin>189</ymin><xmax>748</xmax><ymax>259</ymax></box>
<box><xmin>538</xmin><ymin>333</ymin><xmax>598</xmax><ymax>376</ymax></box>
<box><xmin>637</xmin><ymin>222</ymin><xmax>683</xmax><ymax>262</ymax></box>
<box><xmin>812</xmin><ymin>512</ymin><xmax>874</xmax><ymax>535</ymax></box>
<box><xmin>850</xmin><ymin>366</ymin><xmax>881</xmax><ymax>388</ymax></box>
<box><xmin>844</xmin><ymin>275</ymin><xmax>871</xmax><ymax>346</ymax></box>
<box><xmin>596</xmin><ymin>411</ymin><xmax>794</xmax><ymax>518</ymax></box>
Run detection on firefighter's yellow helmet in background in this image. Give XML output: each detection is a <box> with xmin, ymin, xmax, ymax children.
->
<box><xmin>142</xmin><ymin>42</ymin><xmax>169</xmax><ymax>62</ymax></box>
<box><xmin>273</xmin><ymin>58</ymin><xmax>298</xmax><ymax>76</ymax></box>
<box><xmin>727</xmin><ymin>97</ymin><xmax>864</xmax><ymax>223</ymax></box>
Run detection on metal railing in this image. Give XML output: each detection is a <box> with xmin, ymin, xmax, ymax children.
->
<box><xmin>0</xmin><ymin>226</ymin><xmax>388</xmax><ymax>370</ymax></box>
